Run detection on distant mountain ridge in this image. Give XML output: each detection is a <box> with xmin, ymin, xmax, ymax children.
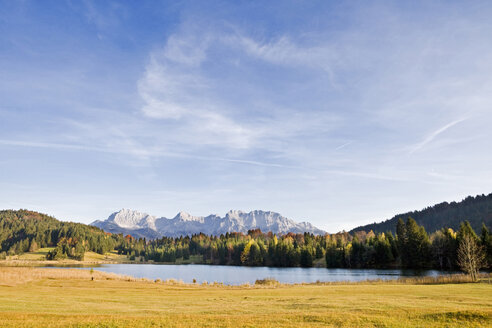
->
<box><xmin>350</xmin><ymin>193</ymin><xmax>492</xmax><ymax>234</ymax></box>
<box><xmin>91</xmin><ymin>209</ymin><xmax>326</xmax><ymax>239</ymax></box>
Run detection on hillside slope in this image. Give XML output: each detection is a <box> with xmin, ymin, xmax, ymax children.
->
<box><xmin>0</xmin><ymin>209</ymin><xmax>119</xmax><ymax>258</ymax></box>
<box><xmin>350</xmin><ymin>193</ymin><xmax>492</xmax><ymax>234</ymax></box>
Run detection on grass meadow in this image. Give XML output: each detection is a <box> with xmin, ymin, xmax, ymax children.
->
<box><xmin>0</xmin><ymin>267</ymin><xmax>491</xmax><ymax>327</ymax></box>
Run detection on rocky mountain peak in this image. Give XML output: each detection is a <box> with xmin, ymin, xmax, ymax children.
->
<box><xmin>92</xmin><ymin>209</ymin><xmax>325</xmax><ymax>238</ymax></box>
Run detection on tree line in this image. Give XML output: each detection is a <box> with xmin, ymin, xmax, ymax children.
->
<box><xmin>117</xmin><ymin>218</ymin><xmax>491</xmax><ymax>274</ymax></box>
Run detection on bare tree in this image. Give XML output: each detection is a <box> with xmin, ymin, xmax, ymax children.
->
<box><xmin>457</xmin><ymin>234</ymin><xmax>486</xmax><ymax>281</ymax></box>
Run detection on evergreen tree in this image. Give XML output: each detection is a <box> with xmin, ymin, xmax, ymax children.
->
<box><xmin>457</xmin><ymin>221</ymin><xmax>478</xmax><ymax>242</ymax></box>
<box><xmin>480</xmin><ymin>224</ymin><xmax>492</xmax><ymax>269</ymax></box>
<box><xmin>398</xmin><ymin>218</ymin><xmax>431</xmax><ymax>268</ymax></box>
<box><xmin>300</xmin><ymin>247</ymin><xmax>314</xmax><ymax>267</ymax></box>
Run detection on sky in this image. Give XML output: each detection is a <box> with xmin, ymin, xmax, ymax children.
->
<box><xmin>1</xmin><ymin>0</ymin><xmax>492</xmax><ymax>232</ymax></box>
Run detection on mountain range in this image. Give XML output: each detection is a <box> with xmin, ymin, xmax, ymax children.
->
<box><xmin>91</xmin><ymin>193</ymin><xmax>492</xmax><ymax>239</ymax></box>
<box><xmin>91</xmin><ymin>209</ymin><xmax>326</xmax><ymax>239</ymax></box>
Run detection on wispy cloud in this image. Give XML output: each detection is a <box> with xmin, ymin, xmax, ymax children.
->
<box><xmin>0</xmin><ymin>138</ymin><xmax>292</xmax><ymax>169</ymax></box>
<box><xmin>0</xmin><ymin>139</ymin><xmax>153</xmax><ymax>157</ymax></box>
<box><xmin>335</xmin><ymin>141</ymin><xmax>353</xmax><ymax>151</ymax></box>
<box><xmin>409</xmin><ymin>117</ymin><xmax>468</xmax><ymax>154</ymax></box>
<box><xmin>136</xmin><ymin>27</ymin><xmax>345</xmax><ymax>152</ymax></box>
<box><xmin>0</xmin><ymin>139</ymin><xmax>412</xmax><ymax>181</ymax></box>
<box><xmin>137</xmin><ymin>43</ymin><xmax>257</xmax><ymax>149</ymax></box>
<box><xmin>230</xmin><ymin>35</ymin><xmax>339</xmax><ymax>87</ymax></box>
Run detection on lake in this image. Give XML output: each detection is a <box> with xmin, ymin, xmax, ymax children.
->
<box><xmin>55</xmin><ymin>264</ymin><xmax>455</xmax><ymax>285</ymax></box>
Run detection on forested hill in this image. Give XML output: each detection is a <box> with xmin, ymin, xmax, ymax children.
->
<box><xmin>0</xmin><ymin>209</ymin><xmax>121</xmax><ymax>260</ymax></box>
<box><xmin>350</xmin><ymin>193</ymin><xmax>492</xmax><ymax>234</ymax></box>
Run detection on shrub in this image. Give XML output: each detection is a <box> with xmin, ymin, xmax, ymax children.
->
<box><xmin>255</xmin><ymin>278</ymin><xmax>279</xmax><ymax>286</ymax></box>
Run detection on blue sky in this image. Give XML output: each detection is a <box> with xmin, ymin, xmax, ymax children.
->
<box><xmin>1</xmin><ymin>1</ymin><xmax>492</xmax><ymax>232</ymax></box>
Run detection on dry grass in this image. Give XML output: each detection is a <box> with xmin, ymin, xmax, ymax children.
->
<box><xmin>395</xmin><ymin>273</ymin><xmax>480</xmax><ymax>284</ymax></box>
<box><xmin>0</xmin><ymin>267</ymin><xmax>142</xmax><ymax>286</ymax></box>
<box><xmin>1</xmin><ymin>266</ymin><xmax>489</xmax><ymax>288</ymax></box>
<box><xmin>248</xmin><ymin>273</ymin><xmax>492</xmax><ymax>288</ymax></box>
<box><xmin>0</xmin><ymin>267</ymin><xmax>490</xmax><ymax>327</ymax></box>
<box><xmin>301</xmin><ymin>273</ymin><xmax>491</xmax><ymax>286</ymax></box>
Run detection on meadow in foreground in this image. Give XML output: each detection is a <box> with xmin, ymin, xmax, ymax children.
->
<box><xmin>0</xmin><ymin>267</ymin><xmax>490</xmax><ymax>327</ymax></box>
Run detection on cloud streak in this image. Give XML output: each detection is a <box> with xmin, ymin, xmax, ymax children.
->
<box><xmin>0</xmin><ymin>138</ymin><xmax>412</xmax><ymax>181</ymax></box>
<box><xmin>409</xmin><ymin>117</ymin><xmax>468</xmax><ymax>154</ymax></box>
<box><xmin>335</xmin><ymin>141</ymin><xmax>353</xmax><ymax>151</ymax></box>
<box><xmin>0</xmin><ymin>139</ymin><xmax>292</xmax><ymax>169</ymax></box>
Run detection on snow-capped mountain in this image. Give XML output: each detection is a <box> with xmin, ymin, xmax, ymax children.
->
<box><xmin>109</xmin><ymin>208</ymin><xmax>157</xmax><ymax>230</ymax></box>
<box><xmin>91</xmin><ymin>209</ymin><xmax>326</xmax><ymax>239</ymax></box>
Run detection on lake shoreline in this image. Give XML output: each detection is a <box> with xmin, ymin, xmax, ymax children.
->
<box><xmin>0</xmin><ymin>266</ymin><xmax>489</xmax><ymax>287</ymax></box>
<box><xmin>0</xmin><ymin>259</ymin><xmax>479</xmax><ymax>286</ymax></box>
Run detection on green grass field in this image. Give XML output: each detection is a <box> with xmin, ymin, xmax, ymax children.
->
<box><xmin>2</xmin><ymin>249</ymin><xmax>130</xmax><ymax>266</ymax></box>
<box><xmin>14</xmin><ymin>247</ymin><xmax>54</xmax><ymax>261</ymax></box>
<box><xmin>0</xmin><ymin>267</ymin><xmax>491</xmax><ymax>327</ymax></box>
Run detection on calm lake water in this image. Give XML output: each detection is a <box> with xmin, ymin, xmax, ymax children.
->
<box><xmin>51</xmin><ymin>264</ymin><xmax>455</xmax><ymax>285</ymax></box>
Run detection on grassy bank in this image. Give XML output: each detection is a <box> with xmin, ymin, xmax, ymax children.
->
<box><xmin>0</xmin><ymin>249</ymin><xmax>131</xmax><ymax>266</ymax></box>
<box><xmin>0</xmin><ymin>267</ymin><xmax>491</xmax><ymax>327</ymax></box>
<box><xmin>0</xmin><ymin>250</ymin><xmax>206</xmax><ymax>266</ymax></box>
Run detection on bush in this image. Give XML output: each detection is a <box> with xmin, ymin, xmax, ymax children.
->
<box><xmin>255</xmin><ymin>278</ymin><xmax>279</xmax><ymax>286</ymax></box>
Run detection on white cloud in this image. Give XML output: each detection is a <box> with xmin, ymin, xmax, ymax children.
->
<box><xmin>137</xmin><ymin>38</ymin><xmax>259</xmax><ymax>149</ymax></box>
<box><xmin>136</xmin><ymin>28</ymin><xmax>346</xmax><ymax>152</ymax></box>
<box><xmin>163</xmin><ymin>34</ymin><xmax>210</xmax><ymax>67</ymax></box>
<box><xmin>232</xmin><ymin>35</ymin><xmax>337</xmax><ymax>79</ymax></box>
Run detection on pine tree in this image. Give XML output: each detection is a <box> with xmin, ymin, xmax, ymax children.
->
<box><xmin>480</xmin><ymin>224</ymin><xmax>492</xmax><ymax>269</ymax></box>
<box><xmin>398</xmin><ymin>218</ymin><xmax>431</xmax><ymax>268</ymax></box>
<box><xmin>300</xmin><ymin>247</ymin><xmax>314</xmax><ymax>267</ymax></box>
